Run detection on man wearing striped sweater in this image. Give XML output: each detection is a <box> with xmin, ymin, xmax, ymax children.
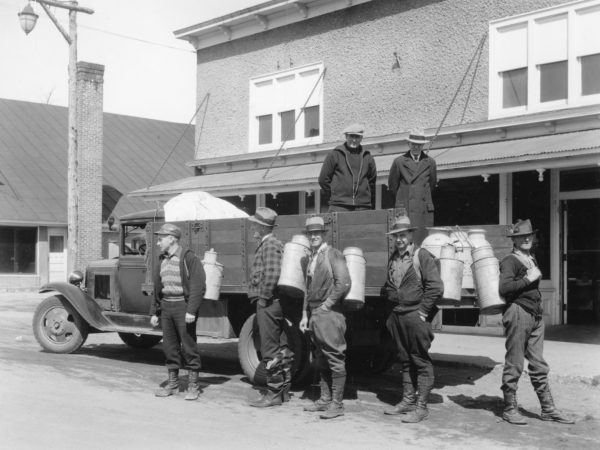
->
<box><xmin>150</xmin><ymin>223</ymin><xmax>206</xmax><ymax>400</ymax></box>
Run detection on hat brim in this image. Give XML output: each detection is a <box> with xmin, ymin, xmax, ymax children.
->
<box><xmin>387</xmin><ymin>227</ymin><xmax>417</xmax><ymax>235</ymax></box>
<box><xmin>407</xmin><ymin>138</ymin><xmax>430</xmax><ymax>144</ymax></box>
<box><xmin>248</xmin><ymin>216</ymin><xmax>276</xmax><ymax>227</ymax></box>
<box><xmin>305</xmin><ymin>226</ymin><xmax>326</xmax><ymax>233</ymax></box>
<box><xmin>344</xmin><ymin>132</ymin><xmax>364</xmax><ymax>137</ymax></box>
<box><xmin>508</xmin><ymin>229</ymin><xmax>537</xmax><ymax>237</ymax></box>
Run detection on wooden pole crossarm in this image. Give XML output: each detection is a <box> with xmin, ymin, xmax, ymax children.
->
<box><xmin>39</xmin><ymin>2</ymin><xmax>71</xmax><ymax>44</ymax></box>
<box><xmin>34</xmin><ymin>0</ymin><xmax>94</xmax><ymax>15</ymax></box>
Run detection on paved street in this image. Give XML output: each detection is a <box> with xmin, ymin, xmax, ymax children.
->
<box><xmin>1</xmin><ymin>293</ymin><xmax>599</xmax><ymax>450</ymax></box>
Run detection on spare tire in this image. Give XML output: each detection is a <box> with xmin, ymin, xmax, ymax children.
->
<box><xmin>237</xmin><ymin>313</ymin><xmax>311</xmax><ymax>386</ymax></box>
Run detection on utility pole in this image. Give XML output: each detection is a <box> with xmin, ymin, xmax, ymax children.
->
<box><xmin>19</xmin><ymin>1</ymin><xmax>94</xmax><ymax>273</ymax></box>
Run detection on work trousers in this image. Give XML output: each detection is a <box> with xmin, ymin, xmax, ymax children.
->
<box><xmin>386</xmin><ymin>309</ymin><xmax>434</xmax><ymax>387</ymax></box>
<box><xmin>160</xmin><ymin>300</ymin><xmax>201</xmax><ymax>371</ymax></box>
<box><xmin>309</xmin><ymin>307</ymin><xmax>347</xmax><ymax>376</ymax></box>
<box><xmin>256</xmin><ymin>299</ymin><xmax>290</xmax><ymax>364</ymax></box>
<box><xmin>501</xmin><ymin>303</ymin><xmax>549</xmax><ymax>394</ymax></box>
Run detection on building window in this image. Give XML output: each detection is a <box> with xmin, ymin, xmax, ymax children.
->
<box><xmin>489</xmin><ymin>0</ymin><xmax>600</xmax><ymax>118</ymax></box>
<box><xmin>512</xmin><ymin>171</ymin><xmax>550</xmax><ymax>278</ymax></box>
<box><xmin>220</xmin><ymin>195</ymin><xmax>257</xmax><ymax>216</ymax></box>
<box><xmin>0</xmin><ymin>227</ymin><xmax>37</xmax><ymax>274</ymax></box>
<box><xmin>249</xmin><ymin>63</ymin><xmax>324</xmax><ymax>152</ymax></box>
<box><xmin>266</xmin><ymin>192</ymin><xmax>300</xmax><ymax>215</ymax></box>
<box><xmin>434</xmin><ymin>175</ymin><xmax>499</xmax><ymax>226</ymax></box>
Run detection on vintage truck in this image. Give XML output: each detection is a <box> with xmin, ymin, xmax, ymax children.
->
<box><xmin>32</xmin><ymin>208</ymin><xmax>511</xmax><ymax>384</ymax></box>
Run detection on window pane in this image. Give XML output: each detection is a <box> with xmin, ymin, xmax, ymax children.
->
<box><xmin>581</xmin><ymin>53</ymin><xmax>600</xmax><ymax>96</ymax></box>
<box><xmin>266</xmin><ymin>192</ymin><xmax>299</xmax><ymax>215</ymax></box>
<box><xmin>280</xmin><ymin>110</ymin><xmax>295</xmax><ymax>141</ymax></box>
<box><xmin>0</xmin><ymin>227</ymin><xmax>36</xmax><ymax>274</ymax></box>
<box><xmin>512</xmin><ymin>171</ymin><xmax>550</xmax><ymax>277</ymax></box>
<box><xmin>258</xmin><ymin>115</ymin><xmax>272</xmax><ymax>145</ymax></box>
<box><xmin>434</xmin><ymin>175</ymin><xmax>499</xmax><ymax>226</ymax></box>
<box><xmin>49</xmin><ymin>236</ymin><xmax>64</xmax><ymax>253</ymax></box>
<box><xmin>304</xmin><ymin>105</ymin><xmax>320</xmax><ymax>137</ymax></box>
<box><xmin>560</xmin><ymin>168</ymin><xmax>600</xmax><ymax>191</ymax></box>
<box><xmin>502</xmin><ymin>68</ymin><xmax>527</xmax><ymax>108</ymax></box>
<box><xmin>539</xmin><ymin>60</ymin><xmax>567</xmax><ymax>102</ymax></box>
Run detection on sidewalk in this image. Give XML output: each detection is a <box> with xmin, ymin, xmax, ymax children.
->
<box><xmin>431</xmin><ymin>327</ymin><xmax>600</xmax><ymax>386</ymax></box>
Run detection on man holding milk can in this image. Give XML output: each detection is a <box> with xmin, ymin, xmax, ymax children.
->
<box><xmin>382</xmin><ymin>216</ymin><xmax>443</xmax><ymax>423</ymax></box>
<box><xmin>247</xmin><ymin>207</ymin><xmax>293</xmax><ymax>408</ymax></box>
<box><xmin>299</xmin><ymin>216</ymin><xmax>351</xmax><ymax>419</ymax></box>
<box><xmin>499</xmin><ymin>219</ymin><xmax>574</xmax><ymax>425</ymax></box>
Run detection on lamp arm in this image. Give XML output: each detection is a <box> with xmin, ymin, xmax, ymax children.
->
<box><xmin>39</xmin><ymin>2</ymin><xmax>71</xmax><ymax>44</ymax></box>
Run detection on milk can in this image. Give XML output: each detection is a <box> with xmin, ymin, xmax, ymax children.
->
<box><xmin>468</xmin><ymin>228</ymin><xmax>495</xmax><ymax>262</ymax></box>
<box><xmin>278</xmin><ymin>234</ymin><xmax>310</xmax><ymax>299</ymax></box>
<box><xmin>202</xmin><ymin>248</ymin><xmax>224</xmax><ymax>300</ymax></box>
<box><xmin>450</xmin><ymin>230</ymin><xmax>474</xmax><ymax>290</ymax></box>
<box><xmin>439</xmin><ymin>244</ymin><xmax>462</xmax><ymax>302</ymax></box>
<box><xmin>421</xmin><ymin>227</ymin><xmax>452</xmax><ymax>259</ymax></box>
<box><xmin>343</xmin><ymin>247</ymin><xmax>366</xmax><ymax>311</ymax></box>
<box><xmin>472</xmin><ymin>257</ymin><xmax>506</xmax><ymax>314</ymax></box>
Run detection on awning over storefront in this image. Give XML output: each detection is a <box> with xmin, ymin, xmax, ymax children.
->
<box><xmin>130</xmin><ymin>129</ymin><xmax>600</xmax><ymax>198</ymax></box>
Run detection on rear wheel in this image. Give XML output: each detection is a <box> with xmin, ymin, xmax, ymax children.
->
<box><xmin>32</xmin><ymin>295</ymin><xmax>89</xmax><ymax>353</ymax></box>
<box><xmin>118</xmin><ymin>333</ymin><xmax>162</xmax><ymax>349</ymax></box>
<box><xmin>237</xmin><ymin>313</ymin><xmax>311</xmax><ymax>386</ymax></box>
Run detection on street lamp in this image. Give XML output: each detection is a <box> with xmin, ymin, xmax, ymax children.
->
<box><xmin>18</xmin><ymin>1</ymin><xmax>94</xmax><ymax>274</ymax></box>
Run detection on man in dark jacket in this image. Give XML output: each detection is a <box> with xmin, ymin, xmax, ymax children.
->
<box><xmin>150</xmin><ymin>223</ymin><xmax>206</xmax><ymax>400</ymax></box>
<box><xmin>383</xmin><ymin>216</ymin><xmax>442</xmax><ymax>422</ymax></box>
<box><xmin>387</xmin><ymin>128</ymin><xmax>437</xmax><ymax>244</ymax></box>
<box><xmin>499</xmin><ymin>219</ymin><xmax>574</xmax><ymax>425</ymax></box>
<box><xmin>247</xmin><ymin>207</ymin><xmax>292</xmax><ymax>407</ymax></box>
<box><xmin>318</xmin><ymin>123</ymin><xmax>377</xmax><ymax>212</ymax></box>
<box><xmin>299</xmin><ymin>216</ymin><xmax>351</xmax><ymax>419</ymax></box>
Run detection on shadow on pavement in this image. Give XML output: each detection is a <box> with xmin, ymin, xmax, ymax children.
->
<box><xmin>447</xmin><ymin>394</ymin><xmax>504</xmax><ymax>418</ymax></box>
<box><xmin>545</xmin><ymin>325</ymin><xmax>600</xmax><ymax>345</ymax></box>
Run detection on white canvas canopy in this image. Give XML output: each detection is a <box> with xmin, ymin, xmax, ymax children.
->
<box><xmin>164</xmin><ymin>191</ymin><xmax>248</xmax><ymax>221</ymax></box>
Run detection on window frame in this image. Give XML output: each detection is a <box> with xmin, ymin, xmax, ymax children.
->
<box><xmin>248</xmin><ymin>62</ymin><xmax>324</xmax><ymax>153</ymax></box>
<box><xmin>489</xmin><ymin>0</ymin><xmax>600</xmax><ymax>119</ymax></box>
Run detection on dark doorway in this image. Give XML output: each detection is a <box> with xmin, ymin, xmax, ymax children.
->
<box><xmin>563</xmin><ymin>198</ymin><xmax>600</xmax><ymax>325</ymax></box>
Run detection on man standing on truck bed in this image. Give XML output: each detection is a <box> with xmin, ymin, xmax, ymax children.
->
<box><xmin>247</xmin><ymin>207</ymin><xmax>293</xmax><ymax>407</ymax></box>
<box><xmin>383</xmin><ymin>216</ymin><xmax>442</xmax><ymax>423</ymax></box>
<box><xmin>318</xmin><ymin>123</ymin><xmax>377</xmax><ymax>212</ymax></box>
<box><xmin>150</xmin><ymin>223</ymin><xmax>206</xmax><ymax>401</ymax></box>
<box><xmin>299</xmin><ymin>216</ymin><xmax>351</xmax><ymax>419</ymax></box>
<box><xmin>499</xmin><ymin>219</ymin><xmax>574</xmax><ymax>425</ymax></box>
<box><xmin>387</xmin><ymin>128</ymin><xmax>437</xmax><ymax>245</ymax></box>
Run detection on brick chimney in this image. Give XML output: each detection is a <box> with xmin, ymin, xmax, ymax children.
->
<box><xmin>76</xmin><ymin>62</ymin><xmax>104</xmax><ymax>269</ymax></box>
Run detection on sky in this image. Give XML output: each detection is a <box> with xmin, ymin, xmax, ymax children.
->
<box><xmin>0</xmin><ymin>0</ymin><xmax>263</xmax><ymax>123</ymax></box>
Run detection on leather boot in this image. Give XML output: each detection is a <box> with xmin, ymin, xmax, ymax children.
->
<box><xmin>402</xmin><ymin>379</ymin><xmax>432</xmax><ymax>423</ymax></box>
<box><xmin>537</xmin><ymin>388</ymin><xmax>575</xmax><ymax>424</ymax></box>
<box><xmin>319</xmin><ymin>374</ymin><xmax>345</xmax><ymax>419</ymax></box>
<box><xmin>249</xmin><ymin>389</ymin><xmax>283</xmax><ymax>408</ymax></box>
<box><xmin>384</xmin><ymin>382</ymin><xmax>417</xmax><ymax>415</ymax></box>
<box><xmin>502</xmin><ymin>391</ymin><xmax>527</xmax><ymax>425</ymax></box>
<box><xmin>304</xmin><ymin>371</ymin><xmax>332</xmax><ymax>412</ymax></box>
<box><xmin>185</xmin><ymin>370</ymin><xmax>200</xmax><ymax>401</ymax></box>
<box><xmin>280</xmin><ymin>348</ymin><xmax>294</xmax><ymax>402</ymax></box>
<box><xmin>155</xmin><ymin>369</ymin><xmax>179</xmax><ymax>397</ymax></box>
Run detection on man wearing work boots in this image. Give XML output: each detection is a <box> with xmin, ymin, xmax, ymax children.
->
<box><xmin>247</xmin><ymin>207</ymin><xmax>293</xmax><ymax>407</ymax></box>
<box><xmin>299</xmin><ymin>216</ymin><xmax>351</xmax><ymax>419</ymax></box>
<box><xmin>150</xmin><ymin>223</ymin><xmax>206</xmax><ymax>400</ymax></box>
<box><xmin>499</xmin><ymin>219</ymin><xmax>574</xmax><ymax>425</ymax></box>
<box><xmin>382</xmin><ymin>216</ymin><xmax>442</xmax><ymax>423</ymax></box>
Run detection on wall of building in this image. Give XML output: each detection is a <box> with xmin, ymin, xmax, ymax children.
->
<box><xmin>193</xmin><ymin>0</ymin><xmax>561</xmax><ymax>159</ymax></box>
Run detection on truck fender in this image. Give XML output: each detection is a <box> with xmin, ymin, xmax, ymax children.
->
<box><xmin>39</xmin><ymin>283</ymin><xmax>113</xmax><ymax>331</ymax></box>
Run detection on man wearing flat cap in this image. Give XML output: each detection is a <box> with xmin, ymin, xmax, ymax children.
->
<box><xmin>382</xmin><ymin>216</ymin><xmax>442</xmax><ymax>423</ymax></box>
<box><xmin>299</xmin><ymin>216</ymin><xmax>351</xmax><ymax>419</ymax></box>
<box><xmin>247</xmin><ymin>207</ymin><xmax>292</xmax><ymax>407</ymax></box>
<box><xmin>318</xmin><ymin>123</ymin><xmax>377</xmax><ymax>212</ymax></box>
<box><xmin>499</xmin><ymin>219</ymin><xmax>574</xmax><ymax>425</ymax></box>
<box><xmin>150</xmin><ymin>223</ymin><xmax>206</xmax><ymax>400</ymax></box>
<box><xmin>387</xmin><ymin>127</ymin><xmax>437</xmax><ymax>245</ymax></box>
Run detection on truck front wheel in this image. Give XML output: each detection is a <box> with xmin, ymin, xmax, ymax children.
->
<box><xmin>238</xmin><ymin>313</ymin><xmax>311</xmax><ymax>386</ymax></box>
<box><xmin>118</xmin><ymin>333</ymin><xmax>162</xmax><ymax>349</ymax></box>
<box><xmin>33</xmin><ymin>295</ymin><xmax>89</xmax><ymax>354</ymax></box>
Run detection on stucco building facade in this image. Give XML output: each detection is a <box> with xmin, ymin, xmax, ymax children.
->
<box><xmin>132</xmin><ymin>0</ymin><xmax>600</xmax><ymax>330</ymax></box>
